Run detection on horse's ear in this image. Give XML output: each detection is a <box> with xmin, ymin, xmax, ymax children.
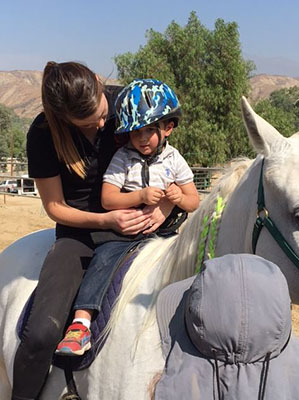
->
<box><xmin>241</xmin><ymin>96</ymin><xmax>284</xmax><ymax>156</ymax></box>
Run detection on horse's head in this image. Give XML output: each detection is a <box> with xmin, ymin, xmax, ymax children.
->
<box><xmin>241</xmin><ymin>97</ymin><xmax>299</xmax><ymax>301</ymax></box>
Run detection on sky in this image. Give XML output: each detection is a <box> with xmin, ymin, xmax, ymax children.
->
<box><xmin>1</xmin><ymin>0</ymin><xmax>299</xmax><ymax>78</ymax></box>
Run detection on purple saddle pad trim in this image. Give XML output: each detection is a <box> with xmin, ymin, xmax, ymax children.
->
<box><xmin>17</xmin><ymin>249</ymin><xmax>139</xmax><ymax>371</ymax></box>
<box><xmin>17</xmin><ymin>290</ymin><xmax>36</xmax><ymax>338</ymax></box>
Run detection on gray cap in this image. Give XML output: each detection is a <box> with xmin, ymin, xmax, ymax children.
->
<box><xmin>155</xmin><ymin>254</ymin><xmax>299</xmax><ymax>399</ymax></box>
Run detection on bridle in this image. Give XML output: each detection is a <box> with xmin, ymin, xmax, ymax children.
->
<box><xmin>252</xmin><ymin>158</ymin><xmax>299</xmax><ymax>269</ymax></box>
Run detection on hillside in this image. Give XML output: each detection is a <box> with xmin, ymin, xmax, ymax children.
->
<box><xmin>0</xmin><ymin>70</ymin><xmax>43</xmax><ymax>119</ymax></box>
<box><xmin>249</xmin><ymin>74</ymin><xmax>299</xmax><ymax>102</ymax></box>
<box><xmin>0</xmin><ymin>70</ymin><xmax>299</xmax><ymax>120</ymax></box>
<box><xmin>0</xmin><ymin>70</ymin><xmax>119</xmax><ymax>120</ymax></box>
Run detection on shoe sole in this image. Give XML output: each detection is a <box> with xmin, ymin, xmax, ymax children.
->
<box><xmin>55</xmin><ymin>341</ymin><xmax>91</xmax><ymax>356</ymax></box>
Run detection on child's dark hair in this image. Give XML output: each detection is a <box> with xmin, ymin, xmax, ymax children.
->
<box><xmin>158</xmin><ymin>118</ymin><xmax>179</xmax><ymax>129</ymax></box>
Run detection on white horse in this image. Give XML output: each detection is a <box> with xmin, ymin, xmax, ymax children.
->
<box><xmin>1</xmin><ymin>97</ymin><xmax>299</xmax><ymax>399</ymax></box>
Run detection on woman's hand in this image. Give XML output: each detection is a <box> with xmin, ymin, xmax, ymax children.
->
<box><xmin>142</xmin><ymin>197</ymin><xmax>174</xmax><ymax>234</ymax></box>
<box><xmin>36</xmin><ymin>176</ymin><xmax>152</xmax><ymax>233</ymax></box>
<box><xmin>104</xmin><ymin>208</ymin><xmax>152</xmax><ymax>235</ymax></box>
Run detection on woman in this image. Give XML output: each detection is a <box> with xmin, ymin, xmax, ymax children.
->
<box><xmin>12</xmin><ymin>61</ymin><xmax>173</xmax><ymax>400</ymax></box>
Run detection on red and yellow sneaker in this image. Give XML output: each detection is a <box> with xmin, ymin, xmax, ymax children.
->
<box><xmin>56</xmin><ymin>322</ymin><xmax>91</xmax><ymax>356</ymax></box>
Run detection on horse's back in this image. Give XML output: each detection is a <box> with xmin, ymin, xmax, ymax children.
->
<box><xmin>0</xmin><ymin>229</ymin><xmax>55</xmax><ymax>397</ymax></box>
<box><xmin>0</xmin><ymin>228</ymin><xmax>55</xmax><ymax>319</ymax></box>
<box><xmin>0</xmin><ymin>228</ymin><xmax>55</xmax><ymax>286</ymax></box>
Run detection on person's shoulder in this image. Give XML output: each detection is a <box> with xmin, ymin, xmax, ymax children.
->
<box><xmin>104</xmin><ymin>84</ymin><xmax>124</xmax><ymax>123</ymax></box>
<box><xmin>112</xmin><ymin>144</ymin><xmax>131</xmax><ymax>160</ymax></box>
<box><xmin>30</xmin><ymin>112</ymin><xmax>47</xmax><ymax>128</ymax></box>
<box><xmin>104</xmin><ymin>84</ymin><xmax>124</xmax><ymax>102</ymax></box>
<box><xmin>166</xmin><ymin>143</ymin><xmax>177</xmax><ymax>152</ymax></box>
<box><xmin>167</xmin><ymin>144</ymin><xmax>188</xmax><ymax>161</ymax></box>
<box><xmin>161</xmin><ymin>143</ymin><xmax>180</xmax><ymax>159</ymax></box>
<box><xmin>27</xmin><ymin>112</ymin><xmax>51</xmax><ymax>138</ymax></box>
<box><xmin>163</xmin><ymin>144</ymin><xmax>192</xmax><ymax>176</ymax></box>
<box><xmin>104</xmin><ymin>84</ymin><xmax>124</xmax><ymax>92</ymax></box>
<box><xmin>166</xmin><ymin>143</ymin><xmax>181</xmax><ymax>154</ymax></box>
<box><xmin>27</xmin><ymin>112</ymin><xmax>55</xmax><ymax>154</ymax></box>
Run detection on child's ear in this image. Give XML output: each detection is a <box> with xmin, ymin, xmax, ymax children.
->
<box><xmin>164</xmin><ymin>121</ymin><xmax>174</xmax><ymax>137</ymax></box>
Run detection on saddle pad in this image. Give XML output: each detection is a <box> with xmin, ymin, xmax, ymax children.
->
<box><xmin>17</xmin><ymin>248</ymin><xmax>139</xmax><ymax>371</ymax></box>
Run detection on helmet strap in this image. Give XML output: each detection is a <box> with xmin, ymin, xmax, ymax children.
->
<box><xmin>132</xmin><ymin>125</ymin><xmax>167</xmax><ymax>188</ymax></box>
<box><xmin>141</xmin><ymin>127</ymin><xmax>166</xmax><ymax>187</ymax></box>
<box><xmin>154</xmin><ymin>126</ymin><xmax>164</xmax><ymax>157</ymax></box>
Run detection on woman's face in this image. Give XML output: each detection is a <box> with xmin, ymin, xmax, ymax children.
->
<box><xmin>69</xmin><ymin>93</ymin><xmax>109</xmax><ymax>133</ymax></box>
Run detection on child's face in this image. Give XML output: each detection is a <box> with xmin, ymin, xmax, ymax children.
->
<box><xmin>129</xmin><ymin>122</ymin><xmax>173</xmax><ymax>156</ymax></box>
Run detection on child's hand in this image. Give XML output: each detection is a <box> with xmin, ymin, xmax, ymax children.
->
<box><xmin>165</xmin><ymin>183</ymin><xmax>183</xmax><ymax>205</ymax></box>
<box><xmin>141</xmin><ymin>187</ymin><xmax>164</xmax><ymax>205</ymax></box>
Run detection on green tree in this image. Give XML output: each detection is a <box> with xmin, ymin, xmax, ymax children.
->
<box><xmin>254</xmin><ymin>86</ymin><xmax>299</xmax><ymax>136</ymax></box>
<box><xmin>12</xmin><ymin>124</ymin><xmax>27</xmax><ymax>159</ymax></box>
<box><xmin>114</xmin><ymin>11</ymin><xmax>254</xmax><ymax>166</ymax></box>
<box><xmin>269</xmin><ymin>86</ymin><xmax>299</xmax><ymax>131</ymax></box>
<box><xmin>0</xmin><ymin>105</ymin><xmax>11</xmax><ymax>158</ymax></box>
<box><xmin>0</xmin><ymin>104</ymin><xmax>28</xmax><ymax>160</ymax></box>
<box><xmin>254</xmin><ymin>99</ymin><xmax>295</xmax><ymax>137</ymax></box>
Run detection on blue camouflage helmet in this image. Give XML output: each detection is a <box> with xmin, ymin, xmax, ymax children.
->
<box><xmin>115</xmin><ymin>79</ymin><xmax>182</xmax><ymax>134</ymax></box>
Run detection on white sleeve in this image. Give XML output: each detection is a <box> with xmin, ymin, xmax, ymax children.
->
<box><xmin>103</xmin><ymin>148</ymin><xmax>127</xmax><ymax>189</ymax></box>
<box><xmin>173</xmin><ymin>150</ymin><xmax>194</xmax><ymax>186</ymax></box>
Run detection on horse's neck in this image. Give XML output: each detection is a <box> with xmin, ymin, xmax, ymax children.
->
<box><xmin>216</xmin><ymin>158</ymin><xmax>261</xmax><ymax>255</ymax></box>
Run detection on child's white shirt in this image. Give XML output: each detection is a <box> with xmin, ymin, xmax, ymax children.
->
<box><xmin>103</xmin><ymin>142</ymin><xmax>194</xmax><ymax>191</ymax></box>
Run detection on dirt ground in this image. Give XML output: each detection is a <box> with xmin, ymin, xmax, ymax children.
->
<box><xmin>0</xmin><ymin>194</ymin><xmax>55</xmax><ymax>251</ymax></box>
<box><xmin>0</xmin><ymin>194</ymin><xmax>298</xmax><ymax>335</ymax></box>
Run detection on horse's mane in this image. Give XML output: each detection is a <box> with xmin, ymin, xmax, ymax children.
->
<box><xmin>105</xmin><ymin>157</ymin><xmax>254</xmax><ymax>338</ymax></box>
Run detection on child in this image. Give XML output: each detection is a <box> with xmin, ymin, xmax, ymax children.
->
<box><xmin>56</xmin><ymin>79</ymin><xmax>199</xmax><ymax>356</ymax></box>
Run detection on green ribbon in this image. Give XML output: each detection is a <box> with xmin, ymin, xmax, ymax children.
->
<box><xmin>196</xmin><ymin>196</ymin><xmax>225</xmax><ymax>273</ymax></box>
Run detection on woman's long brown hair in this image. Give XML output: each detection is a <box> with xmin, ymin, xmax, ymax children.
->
<box><xmin>42</xmin><ymin>61</ymin><xmax>103</xmax><ymax>178</ymax></box>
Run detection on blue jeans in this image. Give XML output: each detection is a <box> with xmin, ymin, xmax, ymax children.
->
<box><xmin>74</xmin><ymin>240</ymin><xmax>140</xmax><ymax>312</ymax></box>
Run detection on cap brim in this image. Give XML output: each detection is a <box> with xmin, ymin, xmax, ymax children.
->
<box><xmin>156</xmin><ymin>275</ymin><xmax>196</xmax><ymax>353</ymax></box>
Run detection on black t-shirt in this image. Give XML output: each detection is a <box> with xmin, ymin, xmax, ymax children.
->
<box><xmin>27</xmin><ymin>85</ymin><xmax>124</xmax><ymax>240</ymax></box>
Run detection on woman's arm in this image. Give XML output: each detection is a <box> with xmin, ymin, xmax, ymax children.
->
<box><xmin>101</xmin><ymin>182</ymin><xmax>164</xmax><ymax>210</ymax></box>
<box><xmin>165</xmin><ymin>182</ymin><xmax>199</xmax><ymax>212</ymax></box>
<box><xmin>35</xmin><ymin>176</ymin><xmax>151</xmax><ymax>234</ymax></box>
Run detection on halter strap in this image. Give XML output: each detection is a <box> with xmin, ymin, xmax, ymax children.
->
<box><xmin>257</xmin><ymin>158</ymin><xmax>266</xmax><ymax>212</ymax></box>
<box><xmin>252</xmin><ymin>158</ymin><xmax>299</xmax><ymax>269</ymax></box>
